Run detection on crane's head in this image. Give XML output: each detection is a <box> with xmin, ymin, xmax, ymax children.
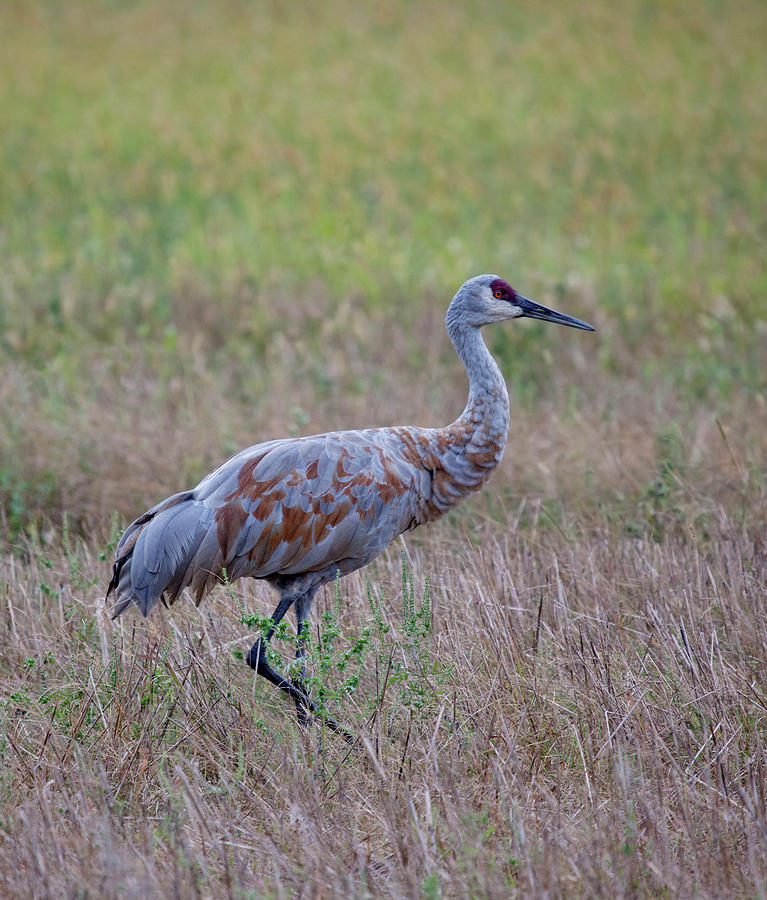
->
<box><xmin>449</xmin><ymin>274</ymin><xmax>595</xmax><ymax>332</ymax></box>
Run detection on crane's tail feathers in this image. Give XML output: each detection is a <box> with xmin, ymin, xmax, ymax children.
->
<box><xmin>106</xmin><ymin>490</ymin><xmax>213</xmax><ymax>618</ymax></box>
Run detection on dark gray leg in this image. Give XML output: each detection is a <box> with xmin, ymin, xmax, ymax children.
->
<box><xmin>292</xmin><ymin>589</ymin><xmax>317</xmax><ymax>727</ymax></box>
<box><xmin>246</xmin><ymin>592</ymin><xmax>308</xmax><ymax>707</ymax></box>
<box><xmin>245</xmin><ymin>593</ymin><xmax>294</xmax><ymax>669</ymax></box>
<box><xmin>246</xmin><ymin>589</ymin><xmax>349</xmax><ymax>738</ymax></box>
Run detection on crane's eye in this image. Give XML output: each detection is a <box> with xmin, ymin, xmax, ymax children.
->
<box><xmin>493</xmin><ymin>290</ymin><xmax>503</xmax><ymax>299</ymax></box>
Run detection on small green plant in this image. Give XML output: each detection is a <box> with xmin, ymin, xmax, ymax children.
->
<box><xmin>640</xmin><ymin>426</ymin><xmax>684</xmax><ymax>541</ymax></box>
<box><xmin>232</xmin><ymin>562</ymin><xmax>448</xmax><ymax>728</ymax></box>
<box><xmin>391</xmin><ymin>554</ymin><xmax>439</xmax><ymax>713</ymax></box>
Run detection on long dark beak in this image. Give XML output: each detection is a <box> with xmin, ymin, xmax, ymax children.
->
<box><xmin>517</xmin><ymin>295</ymin><xmax>595</xmax><ymax>331</ymax></box>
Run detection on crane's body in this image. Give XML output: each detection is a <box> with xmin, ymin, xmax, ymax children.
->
<box><xmin>108</xmin><ymin>275</ymin><xmax>594</xmax><ymax>731</ymax></box>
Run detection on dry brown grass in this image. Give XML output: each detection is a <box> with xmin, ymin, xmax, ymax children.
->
<box><xmin>2</xmin><ymin>348</ymin><xmax>766</xmax><ymax>896</ymax></box>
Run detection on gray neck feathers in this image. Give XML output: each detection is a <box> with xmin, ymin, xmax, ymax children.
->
<box><xmin>412</xmin><ymin>308</ymin><xmax>509</xmax><ymax>521</ymax></box>
<box><xmin>446</xmin><ymin>311</ymin><xmax>510</xmax><ymax>441</ymax></box>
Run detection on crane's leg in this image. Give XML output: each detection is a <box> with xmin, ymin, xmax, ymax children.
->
<box><xmin>292</xmin><ymin>589</ymin><xmax>317</xmax><ymax>727</ymax></box>
<box><xmin>245</xmin><ymin>589</ymin><xmax>349</xmax><ymax>737</ymax></box>
<box><xmin>245</xmin><ymin>592</ymin><xmax>302</xmax><ymax>700</ymax></box>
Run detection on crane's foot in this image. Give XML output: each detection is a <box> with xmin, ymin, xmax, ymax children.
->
<box><xmin>247</xmin><ymin>643</ymin><xmax>353</xmax><ymax>742</ymax></box>
<box><xmin>292</xmin><ymin>677</ymin><xmax>313</xmax><ymax>729</ymax></box>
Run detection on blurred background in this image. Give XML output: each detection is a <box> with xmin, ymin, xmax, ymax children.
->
<box><xmin>1</xmin><ymin>0</ymin><xmax>765</xmax><ymax>538</ymax></box>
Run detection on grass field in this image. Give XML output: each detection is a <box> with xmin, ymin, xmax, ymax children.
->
<box><xmin>1</xmin><ymin>0</ymin><xmax>766</xmax><ymax>896</ymax></box>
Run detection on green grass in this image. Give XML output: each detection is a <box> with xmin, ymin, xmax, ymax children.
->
<box><xmin>2</xmin><ymin>1</ymin><xmax>765</xmax><ymax>355</ymax></box>
<box><xmin>1</xmin><ymin>1</ymin><xmax>767</xmax><ymax>896</ymax></box>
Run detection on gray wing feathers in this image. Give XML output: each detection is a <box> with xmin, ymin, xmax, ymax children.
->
<box><xmin>108</xmin><ymin>428</ymin><xmax>434</xmax><ymax>617</ymax></box>
<box><xmin>108</xmin><ymin>492</ymin><xmax>214</xmax><ymax>617</ymax></box>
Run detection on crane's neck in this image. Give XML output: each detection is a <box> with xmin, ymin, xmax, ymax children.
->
<box><xmin>447</xmin><ymin>318</ymin><xmax>510</xmax><ymax>440</ymax></box>
<box><xmin>407</xmin><ymin>317</ymin><xmax>509</xmax><ymax>524</ymax></box>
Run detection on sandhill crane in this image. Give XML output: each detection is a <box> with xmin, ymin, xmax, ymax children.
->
<box><xmin>107</xmin><ymin>275</ymin><xmax>594</xmax><ymax>731</ymax></box>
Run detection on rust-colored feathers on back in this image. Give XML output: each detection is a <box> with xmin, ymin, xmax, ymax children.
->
<box><xmin>110</xmin><ymin>426</ymin><xmax>448</xmax><ymax>616</ymax></box>
<box><xmin>107</xmin><ymin>418</ymin><xmax>508</xmax><ymax>617</ymax></box>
